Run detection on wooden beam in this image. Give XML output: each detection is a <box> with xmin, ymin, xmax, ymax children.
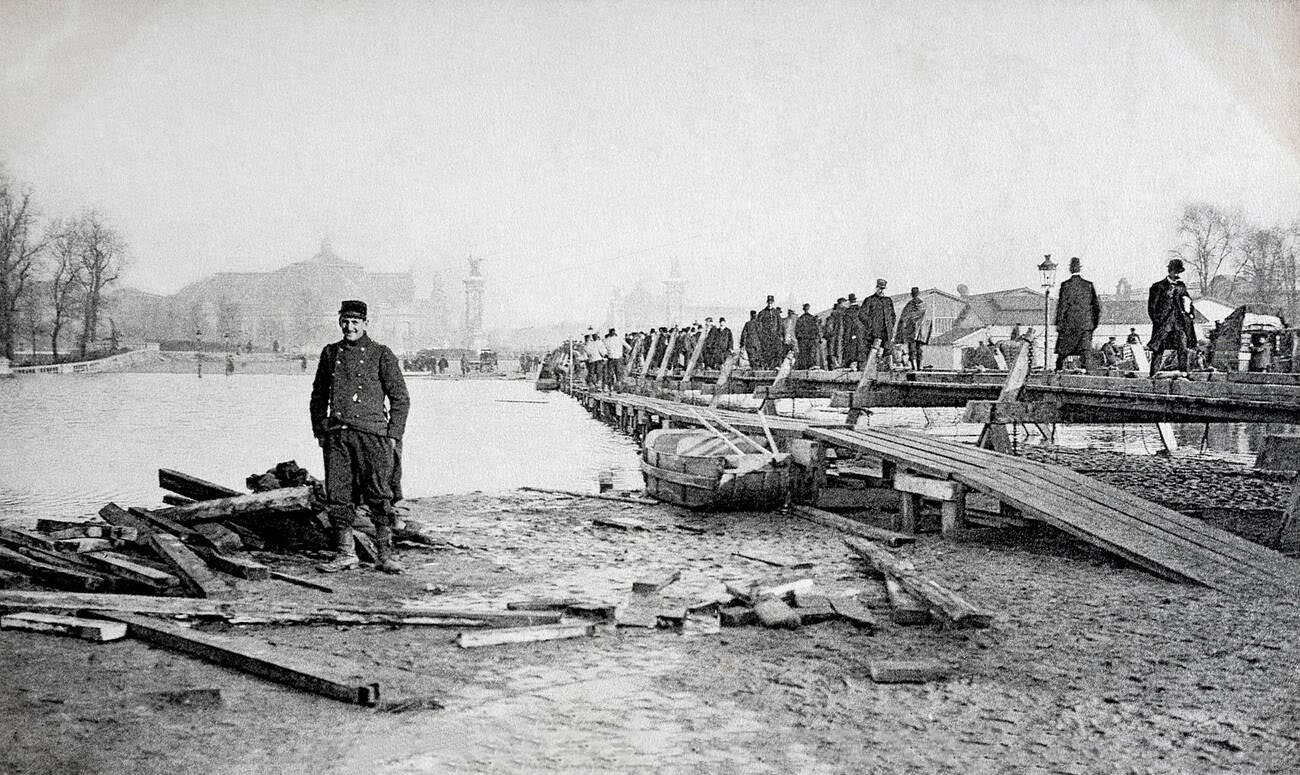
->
<box><xmin>146</xmin><ymin>532</ymin><xmax>228</xmax><ymax>598</ymax></box>
<box><xmin>268</xmin><ymin>571</ymin><xmax>333</xmax><ymax>593</ymax></box>
<box><xmin>655</xmin><ymin>327</ymin><xmax>681</xmax><ymax>382</ymax></box>
<box><xmin>100</xmin><ymin>612</ymin><xmax>382</xmax><ymax>706</ymax></box>
<box><xmin>962</xmin><ymin>400</ymin><xmax>1063</xmax><ymax>424</ymax></box>
<box><xmin>708</xmin><ymin>350</ymin><xmax>740</xmax><ymax>408</ymax></box>
<box><xmin>456</xmin><ymin>623</ymin><xmax>593</xmax><ymax>648</ymax></box>
<box><xmin>150</xmin><ymin>487</ymin><xmax>315</xmax><ymax>525</ymax></box>
<box><xmin>789</xmin><ymin>505</ymin><xmax>914</xmax><ymax>547</ymax></box>
<box><xmin>158</xmin><ymin>468</ymin><xmax>242</xmax><ymax>501</ymax></box>
<box><xmin>632</xmin><ymin>569</ymin><xmax>681</xmax><ymax>594</ymax></box>
<box><xmin>978</xmin><ymin>342</ymin><xmax>1029</xmax><ymax>452</ymax></box>
<box><xmin>679</xmin><ymin>326</ymin><xmax>710</xmax><ymax>390</ymax></box>
<box><xmin>636</xmin><ymin>330</ymin><xmax>661</xmax><ymax>380</ymax></box>
<box><xmin>83</xmin><ymin>552</ymin><xmax>180</xmax><ymax>591</ymax></box>
<box><xmin>893</xmin><ymin>473</ymin><xmax>963</xmax><ymax>502</ymax></box>
<box><xmin>0</xmin><ymin>546</ymin><xmax>108</xmax><ymax>592</ymax></box>
<box><xmin>2</xmin><ymin>612</ymin><xmax>127</xmax><ymax>642</ymax></box>
<box><xmin>846</xmin><ymin>340</ymin><xmax>881</xmax><ymax>427</ymax></box>
<box><xmin>885</xmin><ymin>576</ymin><xmax>932</xmax><ymax>625</ymax></box>
<box><xmin>191</xmin><ymin>547</ymin><xmax>271</xmax><ymax>581</ymax></box>
<box><xmin>845</xmin><ymin>537</ymin><xmax>993</xmax><ymax>629</ymax></box>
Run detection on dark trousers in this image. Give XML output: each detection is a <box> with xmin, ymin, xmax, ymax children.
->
<box><xmin>323</xmin><ymin>428</ymin><xmax>399</xmax><ymax>529</ymax></box>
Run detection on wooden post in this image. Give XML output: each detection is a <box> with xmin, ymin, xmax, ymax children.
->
<box><xmin>637</xmin><ymin>330</ymin><xmax>661</xmax><ymax>381</ymax></box>
<box><xmin>655</xmin><ymin>327</ymin><xmax>680</xmax><ymax>383</ymax></box>
<box><xmin>1128</xmin><ymin>346</ymin><xmax>1178</xmax><ymax>455</ymax></box>
<box><xmin>708</xmin><ymin>350</ymin><xmax>739</xmax><ymax>408</ymax></box>
<box><xmin>978</xmin><ymin>340</ymin><xmax>1030</xmax><ymax>453</ymax></box>
<box><xmin>625</xmin><ymin>335</ymin><xmax>647</xmax><ymax>387</ymax></box>
<box><xmin>897</xmin><ymin>493</ymin><xmax>920</xmax><ymax>534</ymax></box>
<box><xmin>679</xmin><ymin>327</ymin><xmax>710</xmax><ymax>391</ymax></box>
<box><xmin>845</xmin><ymin>339</ymin><xmax>881</xmax><ymax>427</ymax></box>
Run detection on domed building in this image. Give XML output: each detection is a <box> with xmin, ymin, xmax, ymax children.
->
<box><xmin>119</xmin><ymin>239</ymin><xmax>442</xmax><ymax>353</ymax></box>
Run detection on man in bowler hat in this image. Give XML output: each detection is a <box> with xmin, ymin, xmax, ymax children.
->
<box><xmin>310</xmin><ymin>300</ymin><xmax>410</xmax><ymax>573</ymax></box>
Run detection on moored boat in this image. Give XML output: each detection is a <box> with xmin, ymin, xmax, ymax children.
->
<box><xmin>640</xmin><ymin>428</ymin><xmax>791</xmax><ymax>510</ymax></box>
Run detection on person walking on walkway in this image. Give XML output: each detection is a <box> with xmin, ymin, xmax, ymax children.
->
<box><xmin>755</xmin><ymin>296</ymin><xmax>783</xmax><ymax>368</ymax></box>
<box><xmin>893</xmin><ymin>287</ymin><xmax>929</xmax><ymax>371</ymax></box>
<box><xmin>604</xmin><ymin>328</ymin><xmax>626</xmax><ymax>389</ymax></box>
<box><xmin>1147</xmin><ymin>258</ymin><xmax>1196</xmax><ymax>375</ymax></box>
<box><xmin>794</xmin><ymin>303</ymin><xmax>820</xmax><ymax>369</ymax></box>
<box><xmin>310</xmin><ymin>299</ymin><xmax>410</xmax><ymax>574</ymax></box>
<box><xmin>858</xmin><ymin>279</ymin><xmax>896</xmax><ymax>367</ymax></box>
<box><xmin>1054</xmin><ymin>257</ymin><xmax>1101</xmax><ymax>371</ymax></box>
<box><xmin>740</xmin><ymin>310</ymin><xmax>761</xmax><ymax>368</ymax></box>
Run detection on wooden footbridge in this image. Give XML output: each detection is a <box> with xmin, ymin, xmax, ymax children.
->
<box><xmin>567</xmin><ymin>385</ymin><xmax>1300</xmax><ymax>597</ymax></box>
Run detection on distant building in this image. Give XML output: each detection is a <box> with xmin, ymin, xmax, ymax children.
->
<box><xmin>108</xmin><ymin>239</ymin><xmax>442</xmax><ymax>354</ymax></box>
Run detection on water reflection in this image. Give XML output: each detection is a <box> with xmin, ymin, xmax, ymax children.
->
<box><xmin>0</xmin><ymin>374</ymin><xmax>643</xmax><ymax>526</ymax></box>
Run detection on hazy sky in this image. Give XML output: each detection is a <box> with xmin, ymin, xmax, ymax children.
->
<box><xmin>3</xmin><ymin>0</ymin><xmax>1299</xmax><ymax>329</ymax></box>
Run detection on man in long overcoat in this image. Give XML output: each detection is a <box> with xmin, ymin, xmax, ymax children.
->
<box><xmin>824</xmin><ymin>298</ymin><xmax>847</xmax><ymax>368</ymax></box>
<box><xmin>754</xmin><ymin>296</ymin><xmax>783</xmax><ymax>368</ymax></box>
<box><xmin>1147</xmin><ymin>258</ymin><xmax>1197</xmax><ymax>375</ymax></box>
<box><xmin>843</xmin><ymin>294</ymin><xmax>861</xmax><ymax>369</ymax></box>
<box><xmin>893</xmin><ymin>286</ymin><xmax>929</xmax><ymax>371</ymax></box>
<box><xmin>1054</xmin><ymin>256</ymin><xmax>1102</xmax><ymax>371</ymax></box>
<box><xmin>310</xmin><ymin>299</ymin><xmax>410</xmax><ymax>574</ymax></box>
<box><xmin>713</xmin><ymin>317</ymin><xmax>734</xmax><ymax>367</ymax></box>
<box><xmin>858</xmin><ymin>279</ymin><xmax>896</xmax><ymax>367</ymax></box>
<box><xmin>794</xmin><ymin>303</ymin><xmax>821</xmax><ymax>369</ymax></box>
<box><xmin>739</xmin><ymin>311</ymin><xmax>761</xmax><ymax>368</ymax></box>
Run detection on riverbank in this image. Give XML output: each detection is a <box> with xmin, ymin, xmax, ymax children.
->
<box><xmin>4</xmin><ymin>487</ymin><xmax>1298</xmax><ymax>774</ymax></box>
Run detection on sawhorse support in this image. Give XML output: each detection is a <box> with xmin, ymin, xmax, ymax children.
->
<box><xmin>844</xmin><ymin>339</ymin><xmax>881</xmax><ymax>428</ymax></box>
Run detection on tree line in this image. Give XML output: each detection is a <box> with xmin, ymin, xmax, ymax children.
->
<box><xmin>0</xmin><ymin>169</ymin><xmax>124</xmax><ymax>363</ymax></box>
<box><xmin>1170</xmin><ymin>203</ymin><xmax>1300</xmax><ymax>314</ymax></box>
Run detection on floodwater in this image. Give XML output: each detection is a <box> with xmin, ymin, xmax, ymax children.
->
<box><xmin>0</xmin><ymin>373</ymin><xmax>643</xmax><ymax>526</ymax></box>
<box><xmin>1</xmin><ymin>373</ymin><xmax>1285</xmax><ymax>527</ymax></box>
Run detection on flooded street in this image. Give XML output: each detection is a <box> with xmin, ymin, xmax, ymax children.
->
<box><xmin>0</xmin><ymin>373</ymin><xmax>643</xmax><ymax>526</ymax></box>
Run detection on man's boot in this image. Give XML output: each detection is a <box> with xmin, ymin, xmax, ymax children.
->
<box><xmin>373</xmin><ymin>525</ymin><xmax>405</xmax><ymax>574</ymax></box>
<box><xmin>317</xmin><ymin>526</ymin><xmax>360</xmax><ymax>573</ymax></box>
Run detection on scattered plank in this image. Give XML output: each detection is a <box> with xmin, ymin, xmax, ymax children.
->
<box><xmin>100</xmin><ymin>612</ymin><xmax>381</xmax><ymax>706</ymax></box>
<box><xmin>519</xmin><ymin>486</ymin><xmax>658</xmax><ymax>505</ymax></box>
<box><xmin>753</xmin><ymin>598</ymin><xmax>801</xmax><ymax>629</ymax></box>
<box><xmin>157</xmin><ymin>468</ymin><xmax>242</xmax><ymax>501</ymax></box>
<box><xmin>790</xmin><ymin>505</ymin><xmax>914</xmax><ymax>547</ymax></box>
<box><xmin>0</xmin><ymin>546</ymin><xmax>108</xmax><ymax>592</ymax></box>
<box><xmin>506</xmin><ymin>598</ymin><xmax>580</xmax><ymax>611</ymax></box>
<box><xmin>869</xmin><ymin>659</ymin><xmax>950</xmax><ymax>684</ymax></box>
<box><xmin>129</xmin><ymin>507</ymin><xmax>202</xmax><ymax>541</ymax></box>
<box><xmin>720</xmin><ymin>606</ymin><xmax>757</xmax><ymax>627</ymax></box>
<box><xmin>268</xmin><ymin>571</ymin><xmax>333</xmax><ymax>593</ymax></box>
<box><xmin>733</xmin><ymin>548</ymin><xmax>815</xmax><ymax>569</ymax></box>
<box><xmin>36</xmin><ymin>519</ymin><xmax>106</xmax><ymax>535</ymax></box>
<box><xmin>191</xmin><ymin>547</ymin><xmax>271</xmax><ymax>581</ymax></box>
<box><xmin>682</xmin><ymin>608</ymin><xmax>721</xmax><ymax>636</ymax></box>
<box><xmin>0</xmin><ymin>570</ymin><xmax>25</xmax><ymax>589</ymax></box>
<box><xmin>845</xmin><ymin>537</ymin><xmax>993</xmax><ymax>629</ymax></box>
<box><xmin>54</xmin><ymin>538</ymin><xmax>114</xmax><ymax>553</ymax></box>
<box><xmin>632</xmin><ymin>570</ymin><xmax>681</xmax><ymax>594</ymax></box>
<box><xmin>146</xmin><ymin>533</ymin><xmax>228</xmax><ymax>598</ymax></box>
<box><xmin>828</xmin><ymin>595</ymin><xmax>877</xmax><ymax>632</ymax></box>
<box><xmin>150</xmin><ymin>487</ymin><xmax>315</xmax><ymax>525</ymax></box>
<box><xmin>456</xmin><ymin>623</ymin><xmax>594</xmax><ymax>648</ymax></box>
<box><xmin>0</xmin><ymin>526</ymin><xmax>58</xmax><ymax>552</ymax></box>
<box><xmin>790</xmin><ymin>590</ymin><xmax>837</xmax><ymax>624</ymax></box>
<box><xmin>220</xmin><ymin>521</ymin><xmax>266</xmax><ymax>550</ymax></box>
<box><xmin>161</xmin><ymin>494</ymin><xmax>197</xmax><ymax>507</ymax></box>
<box><xmin>592</xmin><ymin>516</ymin><xmax>648</xmax><ymax>531</ymax></box>
<box><xmin>98</xmin><ymin>503</ymin><xmax>154</xmax><ymax>541</ymax></box>
<box><xmin>884</xmin><ymin>576</ymin><xmax>932</xmax><ymax>625</ymax></box>
<box><xmin>1</xmin><ymin>611</ymin><xmax>127</xmax><ymax>642</ymax></box>
<box><xmin>83</xmin><ymin>552</ymin><xmax>180</xmax><ymax>591</ymax></box>
<box><xmin>615</xmin><ymin>593</ymin><xmax>660</xmax><ymax>628</ymax></box>
<box><xmin>193</xmin><ymin>523</ymin><xmax>243</xmax><ymax>553</ymax></box>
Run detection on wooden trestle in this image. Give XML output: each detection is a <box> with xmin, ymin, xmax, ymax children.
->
<box><xmin>569</xmin><ymin>386</ymin><xmax>1300</xmax><ymax>596</ymax></box>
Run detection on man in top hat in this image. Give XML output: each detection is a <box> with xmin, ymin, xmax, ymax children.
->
<box><xmin>893</xmin><ymin>286</ymin><xmax>930</xmax><ymax>371</ymax></box>
<box><xmin>1054</xmin><ymin>256</ymin><xmax>1102</xmax><ymax>371</ymax></box>
<box><xmin>858</xmin><ymin>279</ymin><xmax>896</xmax><ymax>367</ymax></box>
<box><xmin>843</xmin><ymin>293</ymin><xmax>861</xmax><ymax>369</ymax></box>
<box><xmin>754</xmin><ymin>295</ymin><xmax>783</xmax><ymax>368</ymax></box>
<box><xmin>1148</xmin><ymin>257</ymin><xmax>1196</xmax><ymax>375</ymax></box>
<box><xmin>310</xmin><ymin>300</ymin><xmax>410</xmax><ymax>574</ymax></box>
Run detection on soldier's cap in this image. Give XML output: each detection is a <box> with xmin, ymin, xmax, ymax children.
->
<box><xmin>847</xmin><ymin>293</ymin><xmax>857</xmax><ymax>302</ymax></box>
<box><xmin>802</xmin><ymin>303</ymin><xmax>810</xmax><ymax>310</ymax></box>
<box><xmin>875</xmin><ymin>278</ymin><xmax>887</xmax><ymax>288</ymax></box>
<box><xmin>338</xmin><ymin>299</ymin><xmax>368</xmax><ymax>320</ymax></box>
<box><xmin>1167</xmin><ymin>257</ymin><xmax>1185</xmax><ymax>274</ymax></box>
<box><xmin>910</xmin><ymin>286</ymin><xmax>921</xmax><ymax>296</ymax></box>
<box><xmin>836</xmin><ymin>297</ymin><xmax>846</xmax><ymax>304</ymax></box>
<box><xmin>1069</xmin><ymin>256</ymin><xmax>1082</xmax><ymax>273</ymax></box>
<box><xmin>766</xmin><ymin>295</ymin><xmax>775</xmax><ymax>303</ymax></box>
<box><xmin>608</xmin><ymin>328</ymin><xmax>616</xmax><ymax>335</ymax></box>
<box><xmin>718</xmin><ymin>317</ymin><xmax>726</xmax><ymax>323</ymax></box>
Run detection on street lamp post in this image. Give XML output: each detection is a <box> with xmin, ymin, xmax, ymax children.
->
<box><xmin>1038</xmin><ymin>254</ymin><xmax>1058</xmax><ymax>371</ymax></box>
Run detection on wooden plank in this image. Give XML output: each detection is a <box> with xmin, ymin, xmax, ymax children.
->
<box><xmin>828</xmin><ymin>595</ymin><xmax>877</xmax><ymax>632</ymax></box>
<box><xmin>753</xmin><ymin>598</ymin><xmax>802</xmax><ymax>629</ymax></box>
<box><xmin>884</xmin><ymin>575</ymin><xmax>932</xmax><ymax>625</ymax></box>
<box><xmin>790</xmin><ymin>591</ymin><xmax>837</xmax><ymax>624</ymax></box>
<box><xmin>655</xmin><ymin>328</ymin><xmax>680</xmax><ymax>382</ymax></box>
<box><xmin>101</xmin><ymin>612</ymin><xmax>381</xmax><ymax>706</ymax></box>
<box><xmin>733</xmin><ymin>548</ymin><xmax>814</xmax><ymax>569</ymax></box>
<box><xmin>193</xmin><ymin>523</ymin><xmax>244</xmax><ymax>553</ymax></box>
<box><xmin>150</xmin><ymin>487</ymin><xmax>315</xmax><ymax>525</ymax></box>
<box><xmin>506</xmin><ymin>598</ymin><xmax>580</xmax><ymax>611</ymax></box>
<box><xmin>54</xmin><ymin>538</ymin><xmax>114</xmax><ymax>553</ymax></box>
<box><xmin>893</xmin><ymin>473</ymin><xmax>963</xmax><ymax>501</ymax></box>
<box><xmin>977</xmin><ymin>342</ymin><xmax>1030</xmax><ymax>452</ymax></box>
<box><xmin>36</xmin><ymin>519</ymin><xmax>106</xmax><ymax>535</ymax></box>
<box><xmin>632</xmin><ymin>570</ymin><xmax>681</xmax><ymax>594</ymax></box>
<box><xmin>0</xmin><ymin>546</ymin><xmax>108</xmax><ymax>592</ymax></box>
<box><xmin>268</xmin><ymin>571</ymin><xmax>333</xmax><ymax>593</ymax></box>
<box><xmin>128</xmin><ymin>507</ymin><xmax>202</xmax><ymax>541</ymax></box>
<box><xmin>162</xmin><ymin>494</ymin><xmax>196</xmax><ymax>507</ymax></box>
<box><xmin>158</xmin><ymin>468</ymin><xmax>242</xmax><ymax>501</ymax></box>
<box><xmin>709</xmin><ymin>351</ymin><xmax>740</xmax><ymax>407</ymax></box>
<box><xmin>98</xmin><ymin>503</ymin><xmax>154</xmax><ymax>541</ymax></box>
<box><xmin>846</xmin><ymin>538</ymin><xmax>993</xmax><ymax>628</ymax></box>
<box><xmin>456</xmin><ymin>623</ymin><xmax>594</xmax><ymax>648</ymax></box>
<box><xmin>869</xmin><ymin>659</ymin><xmax>949</xmax><ymax>683</ymax></box>
<box><xmin>191</xmin><ymin>547</ymin><xmax>271</xmax><ymax>581</ymax></box>
<box><xmin>679</xmin><ymin>325</ymin><xmax>710</xmax><ymax>390</ymax></box>
<box><xmin>0</xmin><ymin>526</ymin><xmax>58</xmax><ymax>552</ymax></box>
<box><xmin>83</xmin><ymin>552</ymin><xmax>180</xmax><ymax>590</ymax></box>
<box><xmin>592</xmin><ymin>516</ymin><xmax>648</xmax><ymax>531</ymax></box>
<box><xmin>790</xmin><ymin>505</ymin><xmax>914</xmax><ymax>547</ymax></box>
<box><xmin>2</xmin><ymin>611</ymin><xmax>126</xmax><ymax>642</ymax></box>
<box><xmin>146</xmin><ymin>532</ymin><xmax>227</xmax><ymax>598</ymax></box>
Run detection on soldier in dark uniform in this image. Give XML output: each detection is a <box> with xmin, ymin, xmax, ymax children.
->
<box><xmin>1054</xmin><ymin>257</ymin><xmax>1101</xmax><ymax>371</ymax></box>
<box><xmin>794</xmin><ymin>303</ymin><xmax>820</xmax><ymax>369</ymax></box>
<box><xmin>1147</xmin><ymin>258</ymin><xmax>1196</xmax><ymax>375</ymax></box>
<box><xmin>824</xmin><ymin>298</ymin><xmax>847</xmax><ymax>368</ymax></box>
<box><xmin>858</xmin><ymin>279</ymin><xmax>896</xmax><ymax>367</ymax></box>
<box><xmin>740</xmin><ymin>310</ymin><xmax>761</xmax><ymax>368</ymax></box>
<box><xmin>310</xmin><ymin>300</ymin><xmax>410</xmax><ymax>574</ymax></box>
<box><xmin>893</xmin><ymin>286</ymin><xmax>929</xmax><ymax>371</ymax></box>
<box><xmin>843</xmin><ymin>293</ymin><xmax>861</xmax><ymax>369</ymax></box>
<box><xmin>754</xmin><ymin>295</ymin><xmax>783</xmax><ymax>368</ymax></box>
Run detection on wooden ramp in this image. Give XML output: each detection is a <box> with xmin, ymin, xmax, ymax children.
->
<box><xmin>809</xmin><ymin>427</ymin><xmax>1300</xmax><ymax>596</ymax></box>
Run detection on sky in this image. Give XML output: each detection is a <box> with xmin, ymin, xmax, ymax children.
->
<box><xmin>2</xmin><ymin>0</ymin><xmax>1299</xmax><ymax>330</ymax></box>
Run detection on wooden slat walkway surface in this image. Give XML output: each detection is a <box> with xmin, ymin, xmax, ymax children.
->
<box><xmin>571</xmin><ymin>388</ymin><xmax>1300</xmax><ymax>596</ymax></box>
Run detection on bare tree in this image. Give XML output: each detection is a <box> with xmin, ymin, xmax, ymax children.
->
<box><xmin>76</xmin><ymin>212</ymin><xmax>125</xmax><ymax>359</ymax></box>
<box><xmin>47</xmin><ymin>219</ymin><xmax>85</xmax><ymax>359</ymax></box>
<box><xmin>0</xmin><ymin>170</ymin><xmax>48</xmax><ymax>360</ymax></box>
<box><xmin>15</xmin><ymin>277</ymin><xmax>43</xmax><ymax>360</ymax></box>
<box><xmin>1236</xmin><ymin>225</ymin><xmax>1291</xmax><ymax>308</ymax></box>
<box><xmin>1169</xmin><ymin>203</ymin><xmax>1241</xmax><ymax>297</ymax></box>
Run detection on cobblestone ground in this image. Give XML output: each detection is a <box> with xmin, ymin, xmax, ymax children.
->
<box><xmin>3</xmin><ymin>490</ymin><xmax>1299</xmax><ymax>774</ymax></box>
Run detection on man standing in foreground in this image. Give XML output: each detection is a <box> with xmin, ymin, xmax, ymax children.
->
<box><xmin>893</xmin><ymin>287</ymin><xmax>929</xmax><ymax>372</ymax></box>
<box><xmin>858</xmin><ymin>279</ymin><xmax>896</xmax><ymax>367</ymax></box>
<box><xmin>310</xmin><ymin>300</ymin><xmax>410</xmax><ymax>574</ymax></box>
<box><xmin>1054</xmin><ymin>256</ymin><xmax>1101</xmax><ymax>371</ymax></box>
<box><xmin>1147</xmin><ymin>258</ymin><xmax>1197</xmax><ymax>376</ymax></box>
